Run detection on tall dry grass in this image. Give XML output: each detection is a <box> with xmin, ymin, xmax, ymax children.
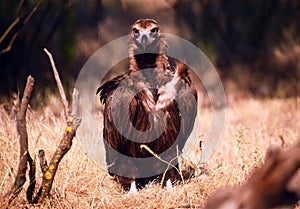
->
<box><xmin>0</xmin><ymin>94</ymin><xmax>299</xmax><ymax>208</ymax></box>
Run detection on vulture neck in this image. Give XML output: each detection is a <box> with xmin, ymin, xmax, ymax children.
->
<box><xmin>131</xmin><ymin>53</ymin><xmax>159</xmax><ymax>70</ymax></box>
<box><xmin>129</xmin><ymin>39</ymin><xmax>168</xmax><ymax>73</ymax></box>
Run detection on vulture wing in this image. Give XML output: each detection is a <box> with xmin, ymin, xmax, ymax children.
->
<box><xmin>97</xmin><ymin>62</ymin><xmax>197</xmax><ymax>189</ymax></box>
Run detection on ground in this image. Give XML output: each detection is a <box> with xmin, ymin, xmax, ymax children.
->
<box><xmin>0</xmin><ymin>94</ymin><xmax>299</xmax><ymax>208</ymax></box>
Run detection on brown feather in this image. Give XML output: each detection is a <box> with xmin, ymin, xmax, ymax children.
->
<box><xmin>97</xmin><ymin>19</ymin><xmax>198</xmax><ymax>190</ymax></box>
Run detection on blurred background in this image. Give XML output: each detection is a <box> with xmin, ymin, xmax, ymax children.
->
<box><xmin>0</xmin><ymin>0</ymin><xmax>299</xmax><ymax>105</ymax></box>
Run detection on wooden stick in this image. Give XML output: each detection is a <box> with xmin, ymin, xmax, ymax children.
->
<box><xmin>44</xmin><ymin>48</ymin><xmax>70</xmax><ymax>117</ymax></box>
<box><xmin>34</xmin><ymin>125</ymin><xmax>77</xmax><ymax>203</ymax></box>
<box><xmin>33</xmin><ymin>49</ymin><xmax>81</xmax><ymax>203</ymax></box>
<box><xmin>2</xmin><ymin>76</ymin><xmax>35</xmax><ymax>207</ymax></box>
<box><xmin>2</xmin><ymin>49</ymin><xmax>81</xmax><ymax>207</ymax></box>
<box><xmin>26</xmin><ymin>154</ymin><xmax>36</xmax><ymax>203</ymax></box>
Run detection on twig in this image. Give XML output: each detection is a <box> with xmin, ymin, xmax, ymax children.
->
<box><xmin>71</xmin><ymin>89</ymin><xmax>80</xmax><ymax>123</ymax></box>
<box><xmin>23</xmin><ymin>0</ymin><xmax>43</xmax><ymax>24</ymax></box>
<box><xmin>0</xmin><ymin>0</ymin><xmax>43</xmax><ymax>54</ymax></box>
<box><xmin>140</xmin><ymin>144</ymin><xmax>184</xmax><ymax>186</ymax></box>
<box><xmin>0</xmin><ymin>32</ymin><xmax>20</xmax><ymax>54</ymax></box>
<box><xmin>32</xmin><ymin>150</ymin><xmax>48</xmax><ymax>202</ymax></box>
<box><xmin>44</xmin><ymin>48</ymin><xmax>70</xmax><ymax>118</ymax></box>
<box><xmin>2</xmin><ymin>76</ymin><xmax>35</xmax><ymax>207</ymax></box>
<box><xmin>38</xmin><ymin>150</ymin><xmax>48</xmax><ymax>170</ymax></box>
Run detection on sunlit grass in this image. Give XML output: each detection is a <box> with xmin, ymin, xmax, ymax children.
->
<box><xmin>0</xmin><ymin>94</ymin><xmax>299</xmax><ymax>208</ymax></box>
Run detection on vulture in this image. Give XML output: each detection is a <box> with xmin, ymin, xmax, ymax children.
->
<box><xmin>96</xmin><ymin>19</ymin><xmax>198</xmax><ymax>193</ymax></box>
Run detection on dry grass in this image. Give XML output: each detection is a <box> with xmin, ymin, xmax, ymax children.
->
<box><xmin>0</xmin><ymin>94</ymin><xmax>299</xmax><ymax>208</ymax></box>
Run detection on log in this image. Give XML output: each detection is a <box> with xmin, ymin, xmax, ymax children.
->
<box><xmin>205</xmin><ymin>141</ymin><xmax>300</xmax><ymax>209</ymax></box>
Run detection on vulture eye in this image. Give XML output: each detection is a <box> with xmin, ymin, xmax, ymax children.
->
<box><xmin>151</xmin><ymin>27</ymin><xmax>158</xmax><ymax>34</ymax></box>
<box><xmin>133</xmin><ymin>28</ymin><xmax>139</xmax><ymax>36</ymax></box>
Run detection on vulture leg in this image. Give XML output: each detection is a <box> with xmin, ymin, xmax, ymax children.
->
<box><xmin>166</xmin><ymin>179</ymin><xmax>173</xmax><ymax>191</ymax></box>
<box><xmin>127</xmin><ymin>181</ymin><xmax>138</xmax><ymax>195</ymax></box>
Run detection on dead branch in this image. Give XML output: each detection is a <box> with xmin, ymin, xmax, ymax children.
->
<box><xmin>33</xmin><ymin>88</ymin><xmax>81</xmax><ymax>203</ymax></box>
<box><xmin>26</xmin><ymin>154</ymin><xmax>36</xmax><ymax>203</ymax></box>
<box><xmin>2</xmin><ymin>48</ymin><xmax>81</xmax><ymax>207</ymax></box>
<box><xmin>205</xmin><ymin>141</ymin><xmax>300</xmax><ymax>209</ymax></box>
<box><xmin>2</xmin><ymin>76</ymin><xmax>36</xmax><ymax>207</ymax></box>
<box><xmin>33</xmin><ymin>114</ymin><xmax>77</xmax><ymax>203</ymax></box>
<box><xmin>43</xmin><ymin>48</ymin><xmax>70</xmax><ymax>118</ymax></box>
<box><xmin>31</xmin><ymin>49</ymin><xmax>81</xmax><ymax>203</ymax></box>
<box><xmin>0</xmin><ymin>0</ymin><xmax>43</xmax><ymax>54</ymax></box>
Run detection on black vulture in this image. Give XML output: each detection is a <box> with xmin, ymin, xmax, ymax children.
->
<box><xmin>97</xmin><ymin>19</ymin><xmax>197</xmax><ymax>193</ymax></box>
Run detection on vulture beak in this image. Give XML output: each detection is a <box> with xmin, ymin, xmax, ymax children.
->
<box><xmin>135</xmin><ymin>31</ymin><xmax>157</xmax><ymax>51</ymax></box>
<box><xmin>139</xmin><ymin>31</ymin><xmax>151</xmax><ymax>50</ymax></box>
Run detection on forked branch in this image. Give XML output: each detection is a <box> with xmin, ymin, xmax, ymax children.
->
<box><xmin>2</xmin><ymin>48</ymin><xmax>81</xmax><ymax>207</ymax></box>
<box><xmin>33</xmin><ymin>88</ymin><xmax>80</xmax><ymax>203</ymax></box>
<box><xmin>32</xmin><ymin>49</ymin><xmax>81</xmax><ymax>203</ymax></box>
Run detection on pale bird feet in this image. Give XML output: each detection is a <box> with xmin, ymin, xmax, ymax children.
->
<box><xmin>166</xmin><ymin>179</ymin><xmax>173</xmax><ymax>191</ymax></box>
<box><xmin>126</xmin><ymin>181</ymin><xmax>138</xmax><ymax>195</ymax></box>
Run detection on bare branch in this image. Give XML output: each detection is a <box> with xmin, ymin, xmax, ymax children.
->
<box><xmin>71</xmin><ymin>89</ymin><xmax>79</xmax><ymax>116</ymax></box>
<box><xmin>23</xmin><ymin>0</ymin><xmax>43</xmax><ymax>24</ymax></box>
<box><xmin>0</xmin><ymin>0</ymin><xmax>43</xmax><ymax>54</ymax></box>
<box><xmin>71</xmin><ymin>88</ymin><xmax>81</xmax><ymax>129</ymax></box>
<box><xmin>26</xmin><ymin>154</ymin><xmax>36</xmax><ymax>203</ymax></box>
<box><xmin>0</xmin><ymin>32</ymin><xmax>20</xmax><ymax>54</ymax></box>
<box><xmin>32</xmin><ymin>49</ymin><xmax>81</xmax><ymax>204</ymax></box>
<box><xmin>38</xmin><ymin>150</ymin><xmax>48</xmax><ymax>170</ymax></box>
<box><xmin>2</xmin><ymin>76</ymin><xmax>35</xmax><ymax>207</ymax></box>
<box><xmin>43</xmin><ymin>48</ymin><xmax>70</xmax><ymax>117</ymax></box>
<box><xmin>32</xmin><ymin>150</ymin><xmax>48</xmax><ymax>203</ymax></box>
<box><xmin>17</xmin><ymin>0</ymin><xmax>25</xmax><ymax>17</ymax></box>
<box><xmin>2</xmin><ymin>50</ymin><xmax>81</xmax><ymax>207</ymax></box>
<box><xmin>34</xmin><ymin>122</ymin><xmax>77</xmax><ymax>203</ymax></box>
<box><xmin>0</xmin><ymin>16</ymin><xmax>20</xmax><ymax>44</ymax></box>
<box><xmin>34</xmin><ymin>95</ymin><xmax>81</xmax><ymax>203</ymax></box>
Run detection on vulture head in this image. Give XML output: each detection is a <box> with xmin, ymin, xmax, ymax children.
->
<box><xmin>131</xmin><ymin>19</ymin><xmax>161</xmax><ymax>51</ymax></box>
